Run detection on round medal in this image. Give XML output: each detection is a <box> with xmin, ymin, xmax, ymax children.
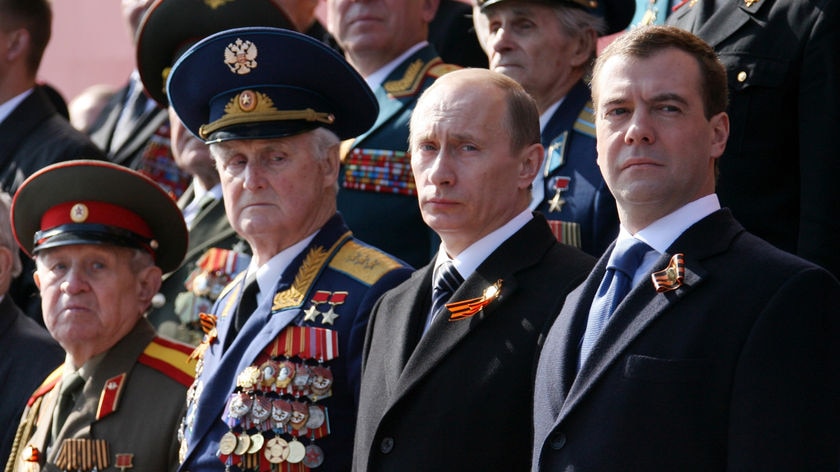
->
<box><xmin>286</xmin><ymin>439</ymin><xmax>306</xmax><ymax>464</ymax></box>
<box><xmin>218</xmin><ymin>432</ymin><xmax>237</xmax><ymax>455</ymax></box>
<box><xmin>289</xmin><ymin>401</ymin><xmax>309</xmax><ymax>431</ymax></box>
<box><xmin>248</xmin><ymin>433</ymin><xmax>265</xmax><ymax>454</ymax></box>
<box><xmin>264</xmin><ymin>437</ymin><xmax>289</xmax><ymax>464</ymax></box>
<box><xmin>233</xmin><ymin>434</ymin><xmax>251</xmax><ymax>455</ymax></box>
<box><xmin>306</xmin><ymin>405</ymin><xmax>325</xmax><ymax>429</ymax></box>
<box><xmin>303</xmin><ymin>443</ymin><xmax>325</xmax><ymax>468</ymax></box>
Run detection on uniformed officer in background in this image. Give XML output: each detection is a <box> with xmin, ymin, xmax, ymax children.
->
<box><xmin>473</xmin><ymin>0</ymin><xmax>634</xmax><ymax>256</ymax></box>
<box><xmin>168</xmin><ymin>27</ymin><xmax>413</xmax><ymax>472</ymax></box>
<box><xmin>5</xmin><ymin>160</ymin><xmax>194</xmax><ymax>472</ymax></box>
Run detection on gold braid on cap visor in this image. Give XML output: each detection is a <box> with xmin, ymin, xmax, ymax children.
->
<box><xmin>198</xmin><ymin>90</ymin><xmax>335</xmax><ymax>139</ymax></box>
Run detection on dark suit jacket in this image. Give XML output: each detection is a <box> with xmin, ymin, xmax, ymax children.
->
<box><xmin>667</xmin><ymin>0</ymin><xmax>840</xmax><ymax>278</ymax></box>
<box><xmin>0</xmin><ymin>86</ymin><xmax>105</xmax><ymax>192</ymax></box>
<box><xmin>533</xmin><ymin>209</ymin><xmax>840</xmax><ymax>471</ymax></box>
<box><xmin>0</xmin><ymin>296</ymin><xmax>63</xmax><ymax>466</ymax></box>
<box><xmin>353</xmin><ymin>214</ymin><xmax>595</xmax><ymax>471</ymax></box>
<box><xmin>338</xmin><ymin>44</ymin><xmax>458</xmax><ymax>268</ymax></box>
<box><xmin>146</xmin><ymin>185</ymin><xmax>247</xmax><ymax>346</ymax></box>
<box><xmin>87</xmin><ymin>80</ymin><xmax>169</xmax><ymax>170</ymax></box>
<box><xmin>0</xmin><ymin>86</ymin><xmax>106</xmax><ymax>324</ymax></box>
<box><xmin>429</xmin><ymin>0</ymin><xmax>488</xmax><ymax>68</ymax></box>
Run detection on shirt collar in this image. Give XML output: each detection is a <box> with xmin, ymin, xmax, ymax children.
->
<box><xmin>435</xmin><ymin>210</ymin><xmax>533</xmax><ymax>280</ymax></box>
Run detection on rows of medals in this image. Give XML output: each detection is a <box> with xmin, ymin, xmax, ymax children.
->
<box><xmin>219</xmin><ymin>327</ymin><xmax>337</xmax><ymax>471</ymax></box>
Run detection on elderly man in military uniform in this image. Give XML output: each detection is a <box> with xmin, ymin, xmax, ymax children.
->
<box><xmin>135</xmin><ymin>0</ymin><xmax>296</xmax><ymax>345</ymax></box>
<box><xmin>474</xmin><ymin>0</ymin><xmax>635</xmax><ymax>256</ymax></box>
<box><xmin>168</xmin><ymin>28</ymin><xmax>413</xmax><ymax>472</ymax></box>
<box><xmin>326</xmin><ymin>0</ymin><xmax>460</xmax><ymax>268</ymax></box>
<box><xmin>5</xmin><ymin>160</ymin><xmax>195</xmax><ymax>472</ymax></box>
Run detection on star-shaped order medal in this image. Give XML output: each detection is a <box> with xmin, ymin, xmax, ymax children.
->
<box><xmin>303</xmin><ymin>291</ymin><xmax>331</xmax><ymax>322</ymax></box>
<box><xmin>320</xmin><ymin>292</ymin><xmax>347</xmax><ymax>325</ymax></box>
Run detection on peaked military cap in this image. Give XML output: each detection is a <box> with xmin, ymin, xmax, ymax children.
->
<box><xmin>11</xmin><ymin>160</ymin><xmax>188</xmax><ymax>273</ymax></box>
<box><xmin>478</xmin><ymin>0</ymin><xmax>636</xmax><ymax>35</ymax></box>
<box><xmin>136</xmin><ymin>0</ymin><xmax>295</xmax><ymax>106</ymax></box>
<box><xmin>167</xmin><ymin>27</ymin><xmax>378</xmax><ymax>144</ymax></box>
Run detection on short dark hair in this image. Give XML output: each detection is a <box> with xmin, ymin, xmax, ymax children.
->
<box><xmin>0</xmin><ymin>0</ymin><xmax>52</xmax><ymax>73</ymax></box>
<box><xmin>592</xmin><ymin>25</ymin><xmax>728</xmax><ymax>119</ymax></box>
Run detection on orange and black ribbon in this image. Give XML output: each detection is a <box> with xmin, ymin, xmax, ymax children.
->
<box><xmin>651</xmin><ymin>254</ymin><xmax>685</xmax><ymax>292</ymax></box>
<box><xmin>446</xmin><ymin>280</ymin><xmax>503</xmax><ymax>321</ymax></box>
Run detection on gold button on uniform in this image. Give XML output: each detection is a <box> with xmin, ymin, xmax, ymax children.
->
<box><xmin>737</xmin><ymin>71</ymin><xmax>748</xmax><ymax>82</ymax></box>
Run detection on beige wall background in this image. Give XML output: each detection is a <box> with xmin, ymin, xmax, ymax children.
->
<box><xmin>39</xmin><ymin>0</ymin><xmax>135</xmax><ymax>103</ymax></box>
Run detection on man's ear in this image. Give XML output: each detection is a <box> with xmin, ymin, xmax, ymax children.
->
<box><xmin>4</xmin><ymin>28</ymin><xmax>30</xmax><ymax>63</ymax></box>
<box><xmin>137</xmin><ymin>265</ymin><xmax>163</xmax><ymax>307</ymax></box>
<box><xmin>518</xmin><ymin>143</ymin><xmax>544</xmax><ymax>189</ymax></box>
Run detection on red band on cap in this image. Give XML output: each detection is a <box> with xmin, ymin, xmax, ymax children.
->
<box><xmin>40</xmin><ymin>201</ymin><xmax>153</xmax><ymax>239</ymax></box>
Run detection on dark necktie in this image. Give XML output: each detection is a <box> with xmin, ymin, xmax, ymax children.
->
<box><xmin>51</xmin><ymin>373</ymin><xmax>84</xmax><ymax>441</ymax></box>
<box><xmin>424</xmin><ymin>261</ymin><xmax>464</xmax><ymax>333</ymax></box>
<box><xmin>579</xmin><ymin>238</ymin><xmax>651</xmax><ymax>369</ymax></box>
<box><xmin>234</xmin><ymin>275</ymin><xmax>259</xmax><ymax>335</ymax></box>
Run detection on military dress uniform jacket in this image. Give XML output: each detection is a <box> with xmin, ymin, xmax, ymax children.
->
<box><xmin>353</xmin><ymin>214</ymin><xmax>595</xmax><ymax>472</ymax></box>
<box><xmin>337</xmin><ymin>44</ymin><xmax>459</xmax><ymax>269</ymax></box>
<box><xmin>87</xmin><ymin>80</ymin><xmax>189</xmax><ymax>198</ymax></box>
<box><xmin>0</xmin><ymin>296</ymin><xmax>63</xmax><ymax>467</ymax></box>
<box><xmin>147</xmin><ymin>184</ymin><xmax>249</xmax><ymax>346</ymax></box>
<box><xmin>667</xmin><ymin>0</ymin><xmax>840</xmax><ymax>278</ymax></box>
<box><xmin>532</xmin><ymin>209</ymin><xmax>840</xmax><ymax>471</ymax></box>
<box><xmin>6</xmin><ymin>319</ymin><xmax>195</xmax><ymax>472</ymax></box>
<box><xmin>0</xmin><ymin>86</ymin><xmax>106</xmax><ymax>193</ymax></box>
<box><xmin>535</xmin><ymin>80</ymin><xmax>618</xmax><ymax>257</ymax></box>
<box><xmin>180</xmin><ymin>214</ymin><xmax>412</xmax><ymax>472</ymax></box>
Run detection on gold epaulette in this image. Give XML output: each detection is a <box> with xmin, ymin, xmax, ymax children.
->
<box><xmin>383</xmin><ymin>58</ymin><xmax>461</xmax><ymax>98</ymax></box>
<box><xmin>138</xmin><ymin>337</ymin><xmax>196</xmax><ymax>387</ymax></box>
<box><xmin>328</xmin><ymin>240</ymin><xmax>404</xmax><ymax>286</ymax></box>
<box><xmin>573</xmin><ymin>100</ymin><xmax>596</xmax><ymax>138</ymax></box>
<box><xmin>26</xmin><ymin>366</ymin><xmax>63</xmax><ymax>406</ymax></box>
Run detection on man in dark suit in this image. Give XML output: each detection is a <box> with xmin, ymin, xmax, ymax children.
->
<box><xmin>326</xmin><ymin>0</ymin><xmax>460</xmax><ymax>268</ymax></box>
<box><xmin>0</xmin><ymin>192</ymin><xmax>63</xmax><ymax>466</ymax></box>
<box><xmin>667</xmin><ymin>0</ymin><xmax>840</xmax><ymax>278</ymax></box>
<box><xmin>474</xmin><ymin>0</ymin><xmax>634</xmax><ymax>256</ymax></box>
<box><xmin>134</xmin><ymin>0</ymin><xmax>296</xmax><ymax>345</ymax></box>
<box><xmin>353</xmin><ymin>68</ymin><xmax>595</xmax><ymax>472</ymax></box>
<box><xmin>168</xmin><ymin>28</ymin><xmax>413</xmax><ymax>472</ymax></box>
<box><xmin>532</xmin><ymin>25</ymin><xmax>840</xmax><ymax>471</ymax></box>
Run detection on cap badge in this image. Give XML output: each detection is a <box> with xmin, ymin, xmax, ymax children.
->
<box><xmin>70</xmin><ymin>203</ymin><xmax>89</xmax><ymax>223</ymax></box>
<box><xmin>204</xmin><ymin>0</ymin><xmax>235</xmax><ymax>9</ymax></box>
<box><xmin>238</xmin><ymin>90</ymin><xmax>258</xmax><ymax>112</ymax></box>
<box><xmin>224</xmin><ymin>38</ymin><xmax>258</xmax><ymax>75</ymax></box>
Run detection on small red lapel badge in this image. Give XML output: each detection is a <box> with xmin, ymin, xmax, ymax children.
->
<box><xmin>651</xmin><ymin>254</ymin><xmax>685</xmax><ymax>292</ymax></box>
<box><xmin>446</xmin><ymin>279</ymin><xmax>503</xmax><ymax>321</ymax></box>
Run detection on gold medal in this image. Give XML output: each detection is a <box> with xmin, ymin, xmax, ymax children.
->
<box><xmin>219</xmin><ymin>432</ymin><xmax>237</xmax><ymax>455</ymax></box>
<box><xmin>234</xmin><ymin>433</ymin><xmax>251</xmax><ymax>455</ymax></box>
<box><xmin>263</xmin><ymin>437</ymin><xmax>289</xmax><ymax>464</ymax></box>
<box><xmin>286</xmin><ymin>438</ymin><xmax>306</xmax><ymax>464</ymax></box>
<box><xmin>248</xmin><ymin>433</ymin><xmax>265</xmax><ymax>454</ymax></box>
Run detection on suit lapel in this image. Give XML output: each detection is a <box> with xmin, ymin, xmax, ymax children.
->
<box><xmin>389</xmin><ymin>216</ymin><xmax>553</xmax><ymax>404</ymax></box>
<box><xmin>555</xmin><ymin>210</ymin><xmax>743</xmax><ymax>423</ymax></box>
